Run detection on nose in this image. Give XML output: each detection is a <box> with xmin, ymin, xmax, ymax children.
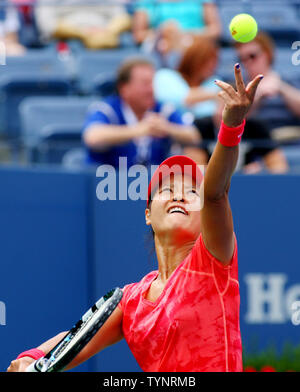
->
<box><xmin>173</xmin><ymin>191</ymin><xmax>184</xmax><ymax>202</ymax></box>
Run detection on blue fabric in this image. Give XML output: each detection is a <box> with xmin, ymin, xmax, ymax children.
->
<box><xmin>154</xmin><ymin>68</ymin><xmax>219</xmax><ymax>119</ymax></box>
<box><xmin>83</xmin><ymin>95</ymin><xmax>187</xmax><ymax>167</ymax></box>
<box><xmin>134</xmin><ymin>0</ymin><xmax>213</xmax><ymax>31</ymax></box>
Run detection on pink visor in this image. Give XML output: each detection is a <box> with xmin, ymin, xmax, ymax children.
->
<box><xmin>147</xmin><ymin>155</ymin><xmax>203</xmax><ymax>207</ymax></box>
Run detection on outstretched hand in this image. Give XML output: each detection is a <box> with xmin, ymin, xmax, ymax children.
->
<box><xmin>214</xmin><ymin>63</ymin><xmax>263</xmax><ymax>127</ymax></box>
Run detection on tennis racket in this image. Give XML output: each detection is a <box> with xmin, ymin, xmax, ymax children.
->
<box><xmin>26</xmin><ymin>287</ymin><xmax>123</xmax><ymax>372</ymax></box>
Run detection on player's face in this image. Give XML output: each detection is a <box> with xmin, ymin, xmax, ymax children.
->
<box><xmin>237</xmin><ymin>41</ymin><xmax>270</xmax><ymax>78</ymax></box>
<box><xmin>121</xmin><ymin>65</ymin><xmax>155</xmax><ymax>112</ymax></box>
<box><xmin>146</xmin><ymin>174</ymin><xmax>202</xmax><ymax>243</ymax></box>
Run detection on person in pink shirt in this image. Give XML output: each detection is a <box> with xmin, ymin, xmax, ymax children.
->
<box><xmin>8</xmin><ymin>64</ymin><xmax>263</xmax><ymax>372</ymax></box>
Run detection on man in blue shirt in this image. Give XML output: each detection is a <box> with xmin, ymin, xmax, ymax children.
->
<box><xmin>82</xmin><ymin>57</ymin><xmax>200</xmax><ymax>167</ymax></box>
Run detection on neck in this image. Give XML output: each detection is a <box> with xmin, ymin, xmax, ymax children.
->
<box><xmin>132</xmin><ymin>106</ymin><xmax>145</xmax><ymax>121</ymax></box>
<box><xmin>124</xmin><ymin>100</ymin><xmax>146</xmax><ymax>121</ymax></box>
<box><xmin>154</xmin><ymin>234</ymin><xmax>195</xmax><ymax>283</ymax></box>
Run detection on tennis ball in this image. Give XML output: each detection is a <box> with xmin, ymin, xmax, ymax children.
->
<box><xmin>229</xmin><ymin>14</ymin><xmax>258</xmax><ymax>43</ymax></box>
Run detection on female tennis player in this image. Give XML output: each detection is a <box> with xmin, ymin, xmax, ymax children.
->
<box><xmin>7</xmin><ymin>64</ymin><xmax>263</xmax><ymax>372</ymax></box>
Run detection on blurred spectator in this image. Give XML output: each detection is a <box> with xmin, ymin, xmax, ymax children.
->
<box><xmin>185</xmin><ymin>99</ymin><xmax>289</xmax><ymax>174</ymax></box>
<box><xmin>0</xmin><ymin>2</ymin><xmax>26</xmax><ymax>55</ymax></box>
<box><xmin>82</xmin><ymin>57</ymin><xmax>200</xmax><ymax>167</ymax></box>
<box><xmin>34</xmin><ymin>0</ymin><xmax>132</xmax><ymax>49</ymax></box>
<box><xmin>154</xmin><ymin>37</ymin><xmax>220</xmax><ymax>120</ymax></box>
<box><xmin>235</xmin><ymin>32</ymin><xmax>300</xmax><ymax>141</ymax></box>
<box><xmin>12</xmin><ymin>0</ymin><xmax>42</xmax><ymax>48</ymax></box>
<box><xmin>133</xmin><ymin>0</ymin><xmax>221</xmax><ymax>66</ymax></box>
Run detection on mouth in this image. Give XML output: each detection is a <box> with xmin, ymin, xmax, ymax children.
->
<box><xmin>167</xmin><ymin>206</ymin><xmax>188</xmax><ymax>215</ymax></box>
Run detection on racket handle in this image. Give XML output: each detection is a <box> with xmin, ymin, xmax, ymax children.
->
<box><xmin>26</xmin><ymin>360</ymin><xmax>40</xmax><ymax>372</ymax></box>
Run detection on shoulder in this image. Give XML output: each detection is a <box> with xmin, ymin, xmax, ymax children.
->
<box><xmin>85</xmin><ymin>96</ymin><xmax>122</xmax><ymax>125</ymax></box>
<box><xmin>118</xmin><ymin>270</ymin><xmax>157</xmax><ymax>310</ymax></box>
<box><xmin>185</xmin><ymin>232</ymin><xmax>238</xmax><ymax>275</ymax></box>
<box><xmin>88</xmin><ymin>96</ymin><xmax>121</xmax><ymax>114</ymax></box>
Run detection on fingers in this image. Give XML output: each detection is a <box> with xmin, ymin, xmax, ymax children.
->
<box><xmin>234</xmin><ymin>63</ymin><xmax>246</xmax><ymax>95</ymax></box>
<box><xmin>246</xmin><ymin>74</ymin><xmax>264</xmax><ymax>101</ymax></box>
<box><xmin>217</xmin><ymin>90</ymin><xmax>228</xmax><ymax>105</ymax></box>
<box><xmin>214</xmin><ymin>79</ymin><xmax>236</xmax><ymax>100</ymax></box>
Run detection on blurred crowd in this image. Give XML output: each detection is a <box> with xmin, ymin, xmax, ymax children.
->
<box><xmin>1</xmin><ymin>0</ymin><xmax>300</xmax><ymax>174</ymax></box>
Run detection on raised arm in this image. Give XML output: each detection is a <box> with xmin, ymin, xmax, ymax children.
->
<box><xmin>200</xmin><ymin>64</ymin><xmax>263</xmax><ymax>265</ymax></box>
<box><xmin>132</xmin><ymin>10</ymin><xmax>153</xmax><ymax>45</ymax></box>
<box><xmin>201</xmin><ymin>2</ymin><xmax>222</xmax><ymax>41</ymax></box>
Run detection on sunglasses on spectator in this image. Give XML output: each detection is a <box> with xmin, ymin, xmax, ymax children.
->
<box><xmin>238</xmin><ymin>50</ymin><xmax>262</xmax><ymax>63</ymax></box>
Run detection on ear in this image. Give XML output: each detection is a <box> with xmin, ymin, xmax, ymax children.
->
<box><xmin>145</xmin><ymin>208</ymin><xmax>151</xmax><ymax>226</ymax></box>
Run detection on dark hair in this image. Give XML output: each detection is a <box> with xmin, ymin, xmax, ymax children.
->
<box><xmin>147</xmin><ymin>200</ymin><xmax>155</xmax><ymax>238</ymax></box>
<box><xmin>116</xmin><ymin>57</ymin><xmax>155</xmax><ymax>90</ymax></box>
<box><xmin>144</xmin><ymin>202</ymin><xmax>156</xmax><ymax>266</ymax></box>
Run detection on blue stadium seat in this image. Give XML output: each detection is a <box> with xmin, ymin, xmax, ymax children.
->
<box><xmin>76</xmin><ymin>47</ymin><xmax>161</xmax><ymax>94</ymax></box>
<box><xmin>76</xmin><ymin>48</ymin><xmax>140</xmax><ymax>94</ymax></box>
<box><xmin>5</xmin><ymin>52</ymin><xmax>70</xmax><ymax>77</ymax></box>
<box><xmin>251</xmin><ymin>5</ymin><xmax>300</xmax><ymax>43</ymax></box>
<box><xmin>216</xmin><ymin>47</ymin><xmax>239</xmax><ymax>82</ymax></box>
<box><xmin>92</xmin><ymin>72</ymin><xmax>117</xmax><ymax>97</ymax></box>
<box><xmin>19</xmin><ymin>96</ymin><xmax>98</xmax><ymax>163</ymax></box>
<box><xmin>0</xmin><ymin>74</ymin><xmax>71</xmax><ymax>140</ymax></box>
<box><xmin>273</xmin><ymin>48</ymin><xmax>300</xmax><ymax>82</ymax></box>
<box><xmin>62</xmin><ymin>147</ymin><xmax>88</xmax><ymax>168</ymax></box>
<box><xmin>0</xmin><ymin>51</ymin><xmax>75</xmax><ymax>141</ymax></box>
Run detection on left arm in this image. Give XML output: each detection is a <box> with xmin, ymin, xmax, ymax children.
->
<box><xmin>201</xmin><ymin>64</ymin><xmax>263</xmax><ymax>264</ymax></box>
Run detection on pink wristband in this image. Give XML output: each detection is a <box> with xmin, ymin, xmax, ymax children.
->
<box><xmin>218</xmin><ymin>119</ymin><xmax>246</xmax><ymax>147</ymax></box>
<box><xmin>16</xmin><ymin>348</ymin><xmax>45</xmax><ymax>360</ymax></box>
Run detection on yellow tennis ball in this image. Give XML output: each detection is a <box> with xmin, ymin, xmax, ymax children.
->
<box><xmin>229</xmin><ymin>14</ymin><xmax>258</xmax><ymax>43</ymax></box>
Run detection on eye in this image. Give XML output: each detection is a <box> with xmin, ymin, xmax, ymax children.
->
<box><xmin>187</xmin><ymin>189</ymin><xmax>198</xmax><ymax>195</ymax></box>
<box><xmin>160</xmin><ymin>186</ymin><xmax>172</xmax><ymax>193</ymax></box>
